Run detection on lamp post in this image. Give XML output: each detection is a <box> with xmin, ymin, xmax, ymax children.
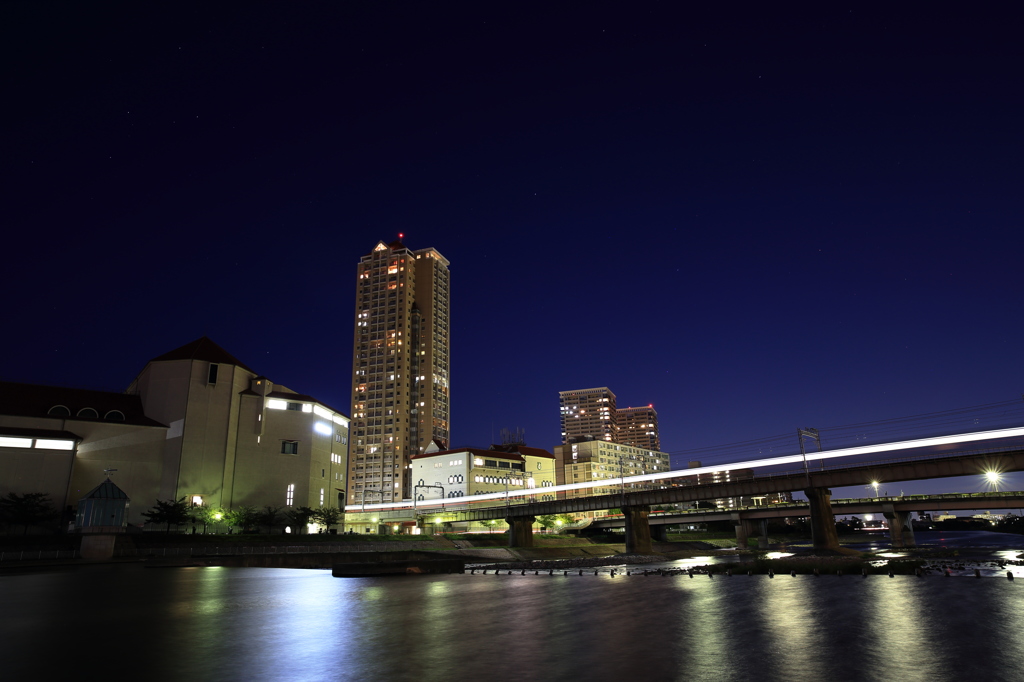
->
<box><xmin>871</xmin><ymin>481</ymin><xmax>880</xmax><ymax>499</ymax></box>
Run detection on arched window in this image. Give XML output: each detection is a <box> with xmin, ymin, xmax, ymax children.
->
<box><xmin>77</xmin><ymin>408</ymin><xmax>98</xmax><ymax>418</ymax></box>
<box><xmin>47</xmin><ymin>405</ymin><xmax>70</xmax><ymax>417</ymax></box>
<box><xmin>104</xmin><ymin>410</ymin><xmax>125</xmax><ymax>421</ymax></box>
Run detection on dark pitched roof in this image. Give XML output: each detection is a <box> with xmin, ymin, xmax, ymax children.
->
<box><xmin>509</xmin><ymin>445</ymin><xmax>556</xmax><ymax>460</ymax></box>
<box><xmin>0</xmin><ymin>382</ymin><xmax>166</xmax><ymax>427</ymax></box>
<box><xmin>488</xmin><ymin>443</ymin><xmax>557</xmax><ymax>459</ymax></box>
<box><xmin>0</xmin><ymin>426</ymin><xmax>82</xmax><ymax>440</ymax></box>
<box><xmin>81</xmin><ymin>478</ymin><xmax>129</xmax><ymax>500</ymax></box>
<box><xmin>149</xmin><ymin>337</ymin><xmax>255</xmax><ymax>373</ymax></box>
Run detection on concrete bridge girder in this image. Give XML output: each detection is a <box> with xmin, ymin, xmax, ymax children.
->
<box><xmin>622</xmin><ymin>506</ymin><xmax>653</xmax><ymax>555</ymax></box>
<box><xmin>505</xmin><ymin>516</ymin><xmax>536</xmax><ymax>548</ymax></box>
<box><xmin>881</xmin><ymin>504</ymin><xmax>916</xmax><ymax>548</ymax></box>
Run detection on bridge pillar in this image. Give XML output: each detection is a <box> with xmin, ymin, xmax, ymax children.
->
<box><xmin>505</xmin><ymin>516</ymin><xmax>535</xmax><ymax>547</ymax></box>
<box><xmin>882</xmin><ymin>506</ymin><xmax>916</xmax><ymax>548</ymax></box>
<box><xmin>758</xmin><ymin>520</ymin><xmax>770</xmax><ymax>549</ymax></box>
<box><xmin>732</xmin><ymin>515</ymin><xmax>756</xmax><ymax>549</ymax></box>
<box><xmin>803</xmin><ymin>487</ymin><xmax>840</xmax><ymax>550</ymax></box>
<box><xmin>651</xmin><ymin>524</ymin><xmax>670</xmax><ymax>542</ymax></box>
<box><xmin>623</xmin><ymin>505</ymin><xmax>653</xmax><ymax>555</ymax></box>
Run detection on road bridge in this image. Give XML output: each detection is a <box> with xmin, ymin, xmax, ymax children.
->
<box><xmin>427</xmin><ymin>443</ymin><xmax>1024</xmax><ymax>553</ymax></box>
<box><xmin>588</xmin><ymin>491</ymin><xmax>1024</xmax><ymax>550</ymax></box>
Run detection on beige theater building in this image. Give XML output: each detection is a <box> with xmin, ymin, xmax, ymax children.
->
<box><xmin>0</xmin><ymin>337</ymin><xmax>349</xmax><ymax>527</ymax></box>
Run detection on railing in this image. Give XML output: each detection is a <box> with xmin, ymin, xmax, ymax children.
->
<box><xmin>0</xmin><ymin>549</ymin><xmax>80</xmax><ymax>562</ymax></box>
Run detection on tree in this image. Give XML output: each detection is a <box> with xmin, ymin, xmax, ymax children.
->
<box><xmin>258</xmin><ymin>506</ymin><xmax>282</xmax><ymax>534</ymax></box>
<box><xmin>556</xmin><ymin>514</ymin><xmax>575</xmax><ymax>525</ymax></box>
<box><xmin>310</xmin><ymin>506</ymin><xmax>342</xmax><ymax>533</ymax></box>
<box><xmin>537</xmin><ymin>515</ymin><xmax>558</xmax><ymax>533</ymax></box>
<box><xmin>225</xmin><ymin>506</ymin><xmax>259</xmax><ymax>533</ymax></box>
<box><xmin>189</xmin><ymin>503</ymin><xmax>224</xmax><ymax>534</ymax></box>
<box><xmin>142</xmin><ymin>497</ymin><xmax>191</xmax><ymax>532</ymax></box>
<box><xmin>0</xmin><ymin>492</ymin><xmax>56</xmax><ymax>535</ymax></box>
<box><xmin>284</xmin><ymin>506</ymin><xmax>314</xmax><ymax>533</ymax></box>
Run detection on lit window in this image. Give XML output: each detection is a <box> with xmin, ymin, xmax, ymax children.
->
<box><xmin>314</xmin><ymin>422</ymin><xmax>332</xmax><ymax>436</ymax></box>
<box><xmin>0</xmin><ymin>436</ymin><xmax>33</xmax><ymax>448</ymax></box>
<box><xmin>267</xmin><ymin>399</ymin><xmax>287</xmax><ymax>410</ymax></box>
<box><xmin>286</xmin><ymin>484</ymin><xmax>295</xmax><ymax>506</ymax></box>
<box><xmin>34</xmin><ymin>439</ymin><xmax>74</xmax><ymax>450</ymax></box>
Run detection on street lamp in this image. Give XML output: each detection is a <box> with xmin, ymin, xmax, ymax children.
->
<box><xmin>871</xmin><ymin>481</ymin><xmax>880</xmax><ymax>499</ymax></box>
<box><xmin>985</xmin><ymin>471</ymin><xmax>1002</xmax><ymax>491</ymax></box>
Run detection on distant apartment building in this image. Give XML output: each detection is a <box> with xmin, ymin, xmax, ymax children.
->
<box><xmin>616</xmin><ymin>405</ymin><xmax>660</xmax><ymax>451</ymax></box>
<box><xmin>559</xmin><ymin>387</ymin><xmax>662</xmax><ymax>448</ymax></box>
<box><xmin>348</xmin><ymin>237</ymin><xmax>450</xmax><ymax>506</ymax></box>
<box><xmin>0</xmin><ymin>337</ymin><xmax>350</xmax><ymax>527</ymax></box>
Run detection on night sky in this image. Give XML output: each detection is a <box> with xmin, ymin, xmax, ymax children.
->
<box><xmin>4</xmin><ymin>3</ymin><xmax>1022</xmax><ymax>498</ymax></box>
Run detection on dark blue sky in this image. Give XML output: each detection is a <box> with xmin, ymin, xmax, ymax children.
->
<box><xmin>4</xmin><ymin>3</ymin><xmax>1022</xmax><ymax>497</ymax></box>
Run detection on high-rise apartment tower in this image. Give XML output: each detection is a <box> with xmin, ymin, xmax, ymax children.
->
<box><xmin>559</xmin><ymin>387</ymin><xmax>617</xmax><ymax>444</ymax></box>
<box><xmin>348</xmin><ymin>238</ymin><xmax>450</xmax><ymax>504</ymax></box>
<box><xmin>616</xmin><ymin>405</ymin><xmax>660</xmax><ymax>451</ymax></box>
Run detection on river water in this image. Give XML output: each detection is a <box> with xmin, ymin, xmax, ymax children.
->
<box><xmin>3</xmin><ymin>536</ymin><xmax>1024</xmax><ymax>681</ymax></box>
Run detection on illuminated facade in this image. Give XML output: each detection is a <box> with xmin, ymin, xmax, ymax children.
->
<box><xmin>553</xmin><ymin>440</ymin><xmax>670</xmax><ymax>503</ymax></box>
<box><xmin>410</xmin><ymin>444</ymin><xmax>556</xmax><ymax>502</ymax></box>
<box><xmin>348</xmin><ymin>238</ymin><xmax>450</xmax><ymax>505</ymax></box>
<box><xmin>0</xmin><ymin>337</ymin><xmax>350</xmax><ymax>527</ymax></box>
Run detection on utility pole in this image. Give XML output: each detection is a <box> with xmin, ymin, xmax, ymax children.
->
<box><xmin>797</xmin><ymin>428</ymin><xmax>822</xmax><ymax>486</ymax></box>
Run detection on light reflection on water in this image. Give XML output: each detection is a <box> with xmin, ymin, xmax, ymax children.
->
<box><xmin>3</xmin><ymin>565</ymin><xmax>1024</xmax><ymax>681</ymax></box>
<box><xmin>864</xmin><ymin>576</ymin><xmax>946</xmax><ymax>681</ymax></box>
<box><xmin>757</xmin><ymin>574</ymin><xmax>827</xmax><ymax>679</ymax></box>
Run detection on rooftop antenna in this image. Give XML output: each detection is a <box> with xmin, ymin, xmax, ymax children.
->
<box><xmin>500</xmin><ymin>427</ymin><xmax>527</xmax><ymax>446</ymax></box>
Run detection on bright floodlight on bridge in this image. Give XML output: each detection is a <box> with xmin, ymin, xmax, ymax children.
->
<box><xmin>985</xmin><ymin>471</ymin><xmax>1002</xmax><ymax>483</ymax></box>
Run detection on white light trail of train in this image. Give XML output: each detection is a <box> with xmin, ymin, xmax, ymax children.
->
<box><xmin>345</xmin><ymin>426</ymin><xmax>1024</xmax><ymax>513</ymax></box>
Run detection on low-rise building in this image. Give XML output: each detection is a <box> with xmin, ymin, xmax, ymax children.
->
<box><xmin>0</xmin><ymin>337</ymin><xmax>350</xmax><ymax>528</ymax></box>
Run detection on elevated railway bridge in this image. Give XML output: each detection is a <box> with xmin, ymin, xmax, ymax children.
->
<box><xmin>346</xmin><ymin>427</ymin><xmax>1024</xmax><ymax>553</ymax></box>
